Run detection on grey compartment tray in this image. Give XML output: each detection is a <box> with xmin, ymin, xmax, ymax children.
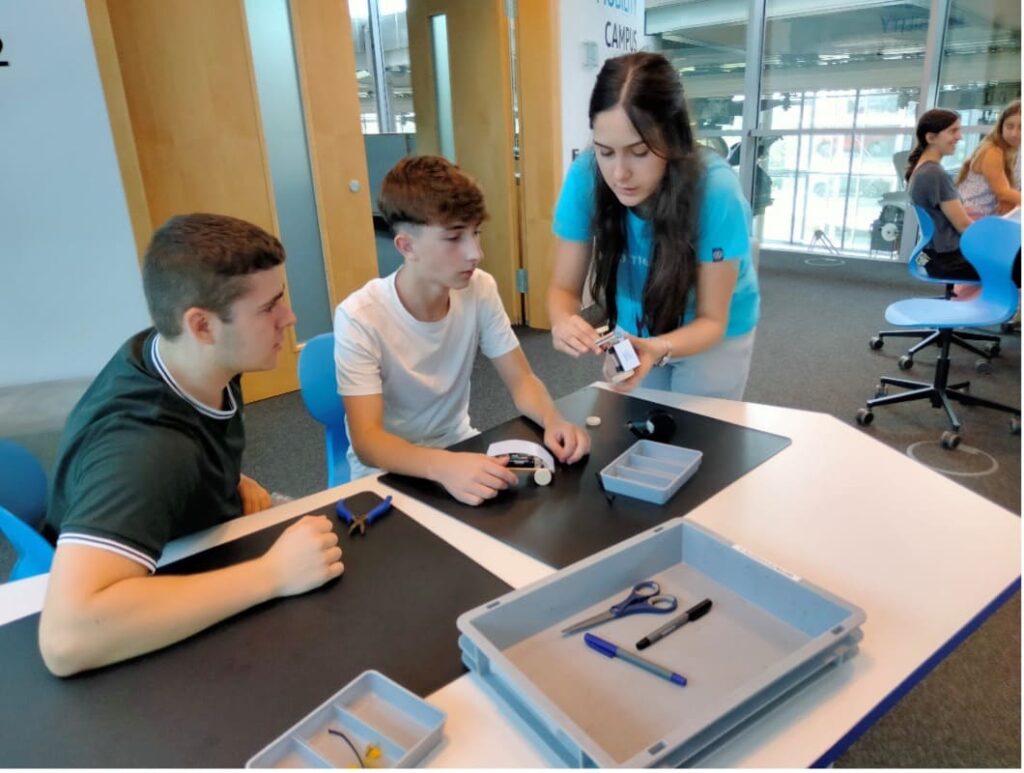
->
<box><xmin>457</xmin><ymin>519</ymin><xmax>865</xmax><ymax>767</ymax></box>
<box><xmin>599</xmin><ymin>440</ymin><xmax>702</xmax><ymax>504</ymax></box>
<box><xmin>247</xmin><ymin>670</ymin><xmax>445</xmax><ymax>768</ymax></box>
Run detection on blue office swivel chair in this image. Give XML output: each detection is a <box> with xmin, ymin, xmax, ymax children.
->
<box><xmin>857</xmin><ymin>216</ymin><xmax>1021</xmax><ymax>448</ymax></box>
<box><xmin>869</xmin><ymin>206</ymin><xmax>1001</xmax><ymax>372</ymax></box>
<box><xmin>0</xmin><ymin>439</ymin><xmax>48</xmax><ymax>531</ymax></box>
<box><xmin>298</xmin><ymin>333</ymin><xmax>351</xmax><ymax>488</ymax></box>
<box><xmin>0</xmin><ymin>504</ymin><xmax>54</xmax><ymax>582</ymax></box>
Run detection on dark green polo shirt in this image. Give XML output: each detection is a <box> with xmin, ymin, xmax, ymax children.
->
<box><xmin>45</xmin><ymin>329</ymin><xmax>245</xmax><ymax>571</ymax></box>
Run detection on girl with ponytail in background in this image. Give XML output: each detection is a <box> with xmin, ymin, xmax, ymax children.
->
<box><xmin>905</xmin><ymin>108</ymin><xmax>979</xmax><ymax>282</ymax></box>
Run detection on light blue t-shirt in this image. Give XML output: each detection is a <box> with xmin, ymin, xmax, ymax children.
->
<box><xmin>552</xmin><ymin>149</ymin><xmax>760</xmax><ymax>338</ymax></box>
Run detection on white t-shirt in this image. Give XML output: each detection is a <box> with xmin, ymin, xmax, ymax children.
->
<box><xmin>334</xmin><ymin>269</ymin><xmax>520</xmax><ymax>479</ymax></box>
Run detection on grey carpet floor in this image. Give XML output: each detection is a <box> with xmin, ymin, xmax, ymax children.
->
<box><xmin>2</xmin><ymin>250</ymin><xmax>1019</xmax><ymax>766</ymax></box>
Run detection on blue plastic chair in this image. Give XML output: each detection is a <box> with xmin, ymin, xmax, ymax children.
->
<box><xmin>0</xmin><ymin>439</ymin><xmax>48</xmax><ymax>531</ymax></box>
<box><xmin>870</xmin><ymin>205</ymin><xmax>1000</xmax><ymax>370</ymax></box>
<box><xmin>858</xmin><ymin>216</ymin><xmax>1021</xmax><ymax>447</ymax></box>
<box><xmin>298</xmin><ymin>333</ymin><xmax>351</xmax><ymax>488</ymax></box>
<box><xmin>0</xmin><ymin>504</ymin><xmax>54</xmax><ymax>581</ymax></box>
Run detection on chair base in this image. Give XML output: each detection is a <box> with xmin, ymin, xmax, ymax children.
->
<box><xmin>873</xmin><ymin>327</ymin><xmax>1000</xmax><ymax>361</ymax></box>
<box><xmin>861</xmin><ymin>331</ymin><xmax>1020</xmax><ymax>436</ymax></box>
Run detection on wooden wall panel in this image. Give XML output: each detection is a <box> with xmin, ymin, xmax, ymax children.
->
<box><xmin>407</xmin><ymin>0</ymin><xmax>521</xmax><ymax>322</ymax></box>
<box><xmin>101</xmin><ymin>0</ymin><xmax>297</xmax><ymax>400</ymax></box>
<box><xmin>84</xmin><ymin>0</ymin><xmax>152</xmax><ymax>261</ymax></box>
<box><xmin>290</xmin><ymin>0</ymin><xmax>379</xmax><ymax>310</ymax></box>
<box><xmin>516</xmin><ymin>0</ymin><xmax>561</xmax><ymax>329</ymax></box>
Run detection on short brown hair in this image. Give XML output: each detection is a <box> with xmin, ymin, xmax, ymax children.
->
<box><xmin>377</xmin><ymin>155</ymin><xmax>488</xmax><ymax>230</ymax></box>
<box><xmin>142</xmin><ymin>213</ymin><xmax>285</xmax><ymax>338</ymax></box>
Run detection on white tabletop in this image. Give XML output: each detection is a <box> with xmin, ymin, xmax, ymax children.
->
<box><xmin>1</xmin><ymin>384</ymin><xmax>1019</xmax><ymax>767</ymax></box>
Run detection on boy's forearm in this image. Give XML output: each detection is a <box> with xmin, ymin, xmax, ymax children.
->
<box><xmin>510</xmin><ymin>373</ymin><xmax>562</xmax><ymax>428</ymax></box>
<box><xmin>351</xmin><ymin>427</ymin><xmax>449</xmax><ymax>483</ymax></box>
<box><xmin>40</xmin><ymin>558</ymin><xmax>277</xmax><ymax>676</ymax></box>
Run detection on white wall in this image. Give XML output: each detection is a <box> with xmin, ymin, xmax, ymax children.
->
<box><xmin>558</xmin><ymin>0</ymin><xmax>646</xmax><ymax>174</ymax></box>
<box><xmin>0</xmin><ymin>0</ymin><xmax>149</xmax><ymax>388</ymax></box>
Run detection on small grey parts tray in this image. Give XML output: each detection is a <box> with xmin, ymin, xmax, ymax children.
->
<box><xmin>457</xmin><ymin>519</ymin><xmax>865</xmax><ymax>768</ymax></box>
<box><xmin>247</xmin><ymin>670</ymin><xmax>445</xmax><ymax>768</ymax></box>
<box><xmin>600</xmin><ymin>439</ymin><xmax>702</xmax><ymax>504</ymax></box>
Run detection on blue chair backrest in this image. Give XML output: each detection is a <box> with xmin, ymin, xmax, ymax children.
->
<box><xmin>910</xmin><ymin>205</ymin><xmax>979</xmax><ymax>288</ymax></box>
<box><xmin>908</xmin><ymin>205</ymin><xmax>937</xmax><ymax>281</ymax></box>
<box><xmin>0</xmin><ymin>439</ymin><xmax>48</xmax><ymax>532</ymax></box>
<box><xmin>0</xmin><ymin>504</ymin><xmax>54</xmax><ymax>582</ymax></box>
<box><xmin>960</xmin><ymin>216</ymin><xmax>1022</xmax><ymax>320</ymax></box>
<box><xmin>297</xmin><ymin>333</ymin><xmax>350</xmax><ymax>488</ymax></box>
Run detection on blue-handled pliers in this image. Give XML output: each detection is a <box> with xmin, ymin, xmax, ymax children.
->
<box><xmin>336</xmin><ymin>495</ymin><xmax>393</xmax><ymax>536</ymax></box>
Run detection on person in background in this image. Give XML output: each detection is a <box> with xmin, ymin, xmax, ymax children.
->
<box><xmin>904</xmin><ymin>108</ymin><xmax>979</xmax><ymax>283</ymax></box>
<box><xmin>956</xmin><ymin>100</ymin><xmax>1021</xmax><ymax>217</ymax></box>
<box><xmin>548</xmin><ymin>52</ymin><xmax>760</xmax><ymax>400</ymax></box>
<box><xmin>955</xmin><ymin>101</ymin><xmax>1021</xmax><ymax>299</ymax></box>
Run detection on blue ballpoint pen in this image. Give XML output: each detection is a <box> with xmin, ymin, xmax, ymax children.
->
<box><xmin>584</xmin><ymin>633</ymin><xmax>687</xmax><ymax>687</ymax></box>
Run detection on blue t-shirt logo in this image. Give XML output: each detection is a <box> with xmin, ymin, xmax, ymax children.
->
<box><xmin>712</xmin><ymin>247</ymin><xmax>724</xmax><ymax>262</ymax></box>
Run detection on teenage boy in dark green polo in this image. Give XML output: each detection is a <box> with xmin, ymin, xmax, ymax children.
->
<box><xmin>40</xmin><ymin>213</ymin><xmax>343</xmax><ymax>677</ymax></box>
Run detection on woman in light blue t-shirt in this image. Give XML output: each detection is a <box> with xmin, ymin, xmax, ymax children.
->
<box><xmin>549</xmin><ymin>52</ymin><xmax>760</xmax><ymax>400</ymax></box>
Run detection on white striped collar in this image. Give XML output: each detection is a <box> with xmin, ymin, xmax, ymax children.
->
<box><xmin>149</xmin><ymin>334</ymin><xmax>238</xmax><ymax>420</ymax></box>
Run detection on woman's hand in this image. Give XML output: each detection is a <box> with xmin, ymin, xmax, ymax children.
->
<box><xmin>551</xmin><ymin>314</ymin><xmax>602</xmax><ymax>358</ymax></box>
<box><xmin>609</xmin><ymin>335</ymin><xmax>666</xmax><ymax>392</ymax></box>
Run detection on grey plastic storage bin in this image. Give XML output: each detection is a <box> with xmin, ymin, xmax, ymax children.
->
<box><xmin>457</xmin><ymin>519</ymin><xmax>865</xmax><ymax>768</ymax></box>
<box><xmin>246</xmin><ymin>670</ymin><xmax>445</xmax><ymax>768</ymax></box>
<box><xmin>599</xmin><ymin>440</ymin><xmax>702</xmax><ymax>504</ymax></box>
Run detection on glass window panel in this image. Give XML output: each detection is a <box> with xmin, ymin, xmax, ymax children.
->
<box><xmin>246</xmin><ymin>0</ymin><xmax>332</xmax><ymax>340</ymax></box>
<box><xmin>937</xmin><ymin>0</ymin><xmax>1021</xmax><ymax>117</ymax></box>
<box><xmin>756</xmin><ymin>1</ymin><xmax>932</xmax><ymax>260</ymax></box>
<box><xmin>431</xmin><ymin>13</ymin><xmax>455</xmax><ymax>162</ymax></box>
<box><xmin>380</xmin><ymin>4</ymin><xmax>415</xmax><ymax>133</ymax></box>
<box><xmin>761</xmin><ymin>1</ymin><xmax>928</xmax><ymax>130</ymax></box>
<box><xmin>350</xmin><ymin>0</ymin><xmax>417</xmax><ymax>276</ymax></box>
<box><xmin>644</xmin><ymin>1</ymin><xmax>747</xmax><ymax>131</ymax></box>
<box><xmin>756</xmin><ymin>132</ymin><xmax>917</xmax><ymax>259</ymax></box>
<box><xmin>349</xmin><ymin>0</ymin><xmax>379</xmax><ymax>134</ymax></box>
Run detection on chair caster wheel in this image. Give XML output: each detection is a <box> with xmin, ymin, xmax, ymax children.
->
<box><xmin>898</xmin><ymin>355</ymin><xmax>913</xmax><ymax>370</ymax></box>
<box><xmin>856</xmin><ymin>408</ymin><xmax>874</xmax><ymax>426</ymax></box>
<box><xmin>874</xmin><ymin>384</ymin><xmax>887</xmax><ymax>398</ymax></box>
<box><xmin>975</xmin><ymin>359</ymin><xmax>993</xmax><ymax>375</ymax></box>
<box><xmin>940</xmin><ymin>431</ymin><xmax>961</xmax><ymax>450</ymax></box>
<box><xmin>1011</xmin><ymin>418</ymin><xmax>1021</xmax><ymax>435</ymax></box>
<box><xmin>869</xmin><ymin>336</ymin><xmax>883</xmax><ymax>351</ymax></box>
<box><xmin>988</xmin><ymin>343</ymin><xmax>1001</xmax><ymax>357</ymax></box>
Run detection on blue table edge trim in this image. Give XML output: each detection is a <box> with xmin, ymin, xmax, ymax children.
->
<box><xmin>811</xmin><ymin>575</ymin><xmax>1021</xmax><ymax>768</ymax></box>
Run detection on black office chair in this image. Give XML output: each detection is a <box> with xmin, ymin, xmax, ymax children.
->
<box><xmin>869</xmin><ymin>206</ymin><xmax>1001</xmax><ymax>373</ymax></box>
<box><xmin>857</xmin><ymin>217</ymin><xmax>1021</xmax><ymax>449</ymax></box>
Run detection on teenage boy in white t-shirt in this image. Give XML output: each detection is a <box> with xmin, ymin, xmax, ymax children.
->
<box><xmin>335</xmin><ymin>155</ymin><xmax>590</xmax><ymax>505</ymax></box>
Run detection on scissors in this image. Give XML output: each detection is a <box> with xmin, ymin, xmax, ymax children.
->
<box><xmin>561</xmin><ymin>581</ymin><xmax>677</xmax><ymax>636</ymax></box>
<box><xmin>336</xmin><ymin>495</ymin><xmax>393</xmax><ymax>537</ymax></box>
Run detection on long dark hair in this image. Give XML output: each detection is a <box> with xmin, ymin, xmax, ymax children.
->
<box><xmin>588</xmin><ymin>52</ymin><xmax>704</xmax><ymax>336</ymax></box>
<box><xmin>905</xmin><ymin>108</ymin><xmax>959</xmax><ymax>183</ymax></box>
